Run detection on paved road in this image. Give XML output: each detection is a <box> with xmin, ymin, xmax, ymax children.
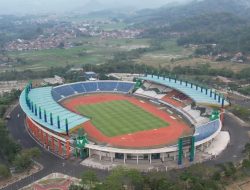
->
<box><xmin>3</xmin><ymin>105</ymin><xmax>107</xmax><ymax>190</ymax></box>
<box><xmin>3</xmin><ymin>105</ymin><xmax>250</xmax><ymax>189</ymax></box>
<box><xmin>206</xmin><ymin>112</ymin><xmax>250</xmax><ymax>165</ymax></box>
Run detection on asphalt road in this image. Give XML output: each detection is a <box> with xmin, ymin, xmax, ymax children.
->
<box><xmin>3</xmin><ymin>105</ymin><xmax>250</xmax><ymax>189</ymax></box>
<box><xmin>206</xmin><ymin>112</ymin><xmax>250</xmax><ymax>165</ymax></box>
<box><xmin>3</xmin><ymin>105</ymin><xmax>108</xmax><ymax>190</ymax></box>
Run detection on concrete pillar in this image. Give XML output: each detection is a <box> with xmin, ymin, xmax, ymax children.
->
<box><xmin>124</xmin><ymin>153</ymin><xmax>126</xmax><ymax>164</ymax></box>
<box><xmin>137</xmin><ymin>155</ymin><xmax>139</xmax><ymax>165</ymax></box>
<box><xmin>149</xmin><ymin>154</ymin><xmax>152</xmax><ymax>164</ymax></box>
<box><xmin>66</xmin><ymin>140</ymin><xmax>70</xmax><ymax>159</ymax></box>
<box><xmin>51</xmin><ymin>136</ymin><xmax>55</xmax><ymax>151</ymax></box>
<box><xmin>45</xmin><ymin>133</ymin><xmax>49</xmax><ymax>146</ymax></box>
<box><xmin>58</xmin><ymin>140</ymin><xmax>62</xmax><ymax>156</ymax></box>
<box><xmin>99</xmin><ymin>153</ymin><xmax>102</xmax><ymax>161</ymax></box>
<box><xmin>40</xmin><ymin>130</ymin><xmax>43</xmax><ymax>143</ymax></box>
<box><xmin>110</xmin><ymin>152</ymin><xmax>113</xmax><ymax>163</ymax></box>
<box><xmin>89</xmin><ymin>149</ymin><xmax>91</xmax><ymax>157</ymax></box>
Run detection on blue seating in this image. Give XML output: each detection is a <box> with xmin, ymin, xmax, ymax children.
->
<box><xmin>51</xmin><ymin>81</ymin><xmax>135</xmax><ymax>101</ymax></box>
<box><xmin>70</xmin><ymin>83</ymin><xmax>86</xmax><ymax>93</ymax></box>
<box><xmin>51</xmin><ymin>90</ymin><xmax>61</xmax><ymax>102</ymax></box>
<box><xmin>83</xmin><ymin>82</ymin><xmax>97</xmax><ymax>92</ymax></box>
<box><xmin>53</xmin><ymin>85</ymin><xmax>75</xmax><ymax>97</ymax></box>
<box><xmin>194</xmin><ymin>120</ymin><xmax>220</xmax><ymax>142</ymax></box>
<box><xmin>117</xmin><ymin>82</ymin><xmax>134</xmax><ymax>93</ymax></box>
<box><xmin>98</xmin><ymin>81</ymin><xmax>117</xmax><ymax>91</ymax></box>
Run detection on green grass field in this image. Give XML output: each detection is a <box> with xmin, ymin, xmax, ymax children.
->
<box><xmin>7</xmin><ymin>37</ymin><xmax>150</xmax><ymax>71</ymax></box>
<box><xmin>76</xmin><ymin>100</ymin><xmax>169</xmax><ymax>137</ymax></box>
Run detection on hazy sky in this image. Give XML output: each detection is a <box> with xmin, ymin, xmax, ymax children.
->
<box><xmin>0</xmin><ymin>0</ymin><xmax>191</xmax><ymax>15</ymax></box>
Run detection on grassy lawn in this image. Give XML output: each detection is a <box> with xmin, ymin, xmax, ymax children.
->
<box><xmin>76</xmin><ymin>100</ymin><xmax>169</xmax><ymax>137</ymax></box>
<box><xmin>136</xmin><ymin>39</ymin><xmax>250</xmax><ymax>72</ymax></box>
<box><xmin>7</xmin><ymin>37</ymin><xmax>150</xmax><ymax>71</ymax></box>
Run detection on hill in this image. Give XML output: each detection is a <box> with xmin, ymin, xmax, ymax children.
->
<box><xmin>129</xmin><ymin>0</ymin><xmax>250</xmax><ymax>54</ymax></box>
<box><xmin>130</xmin><ymin>0</ymin><xmax>250</xmax><ymax>27</ymax></box>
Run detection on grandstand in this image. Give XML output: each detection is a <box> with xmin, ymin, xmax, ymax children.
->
<box><xmin>139</xmin><ymin>75</ymin><xmax>229</xmax><ymax>107</ymax></box>
<box><xmin>19</xmin><ymin>77</ymin><xmax>227</xmax><ymax>167</ymax></box>
<box><xmin>52</xmin><ymin>81</ymin><xmax>134</xmax><ymax>101</ymax></box>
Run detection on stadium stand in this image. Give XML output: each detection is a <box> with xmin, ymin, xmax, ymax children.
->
<box><xmin>83</xmin><ymin>82</ymin><xmax>98</xmax><ymax>92</ymax></box>
<box><xmin>116</xmin><ymin>82</ymin><xmax>134</xmax><ymax>93</ymax></box>
<box><xmin>20</xmin><ymin>87</ymin><xmax>89</xmax><ymax>133</ymax></box>
<box><xmin>194</xmin><ymin>119</ymin><xmax>220</xmax><ymax>142</ymax></box>
<box><xmin>134</xmin><ymin>88</ymin><xmax>165</xmax><ymax>99</ymax></box>
<box><xmin>70</xmin><ymin>83</ymin><xmax>86</xmax><ymax>93</ymax></box>
<box><xmin>53</xmin><ymin>85</ymin><xmax>75</xmax><ymax>97</ymax></box>
<box><xmin>161</xmin><ymin>92</ymin><xmax>185</xmax><ymax>107</ymax></box>
<box><xmin>139</xmin><ymin>75</ymin><xmax>230</xmax><ymax>107</ymax></box>
<box><xmin>51</xmin><ymin>90</ymin><xmax>62</xmax><ymax>102</ymax></box>
<box><xmin>98</xmin><ymin>81</ymin><xmax>118</xmax><ymax>91</ymax></box>
<box><xmin>52</xmin><ymin>81</ymin><xmax>135</xmax><ymax>101</ymax></box>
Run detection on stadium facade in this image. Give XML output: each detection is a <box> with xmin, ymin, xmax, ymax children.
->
<box><xmin>19</xmin><ymin>74</ymin><xmax>229</xmax><ymax>166</ymax></box>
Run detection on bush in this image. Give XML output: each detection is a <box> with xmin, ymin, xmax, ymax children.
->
<box><xmin>0</xmin><ymin>164</ymin><xmax>11</xmax><ymax>179</ymax></box>
<box><xmin>13</xmin><ymin>148</ymin><xmax>41</xmax><ymax>172</ymax></box>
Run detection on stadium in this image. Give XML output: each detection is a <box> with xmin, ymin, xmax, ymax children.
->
<box><xmin>19</xmin><ymin>74</ymin><xmax>229</xmax><ymax>168</ymax></box>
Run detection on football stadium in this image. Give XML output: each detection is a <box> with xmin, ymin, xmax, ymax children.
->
<box><xmin>19</xmin><ymin>74</ymin><xmax>229</xmax><ymax>167</ymax></box>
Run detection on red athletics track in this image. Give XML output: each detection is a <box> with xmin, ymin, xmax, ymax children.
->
<box><xmin>62</xmin><ymin>94</ymin><xmax>192</xmax><ymax>148</ymax></box>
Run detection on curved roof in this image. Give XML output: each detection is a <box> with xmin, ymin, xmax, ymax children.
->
<box><xmin>139</xmin><ymin>75</ymin><xmax>229</xmax><ymax>107</ymax></box>
<box><xmin>20</xmin><ymin>86</ymin><xmax>88</xmax><ymax>134</ymax></box>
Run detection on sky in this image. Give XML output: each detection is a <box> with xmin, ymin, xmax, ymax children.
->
<box><xmin>0</xmin><ymin>0</ymin><xmax>192</xmax><ymax>15</ymax></box>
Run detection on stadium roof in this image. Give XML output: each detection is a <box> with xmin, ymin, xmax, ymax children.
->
<box><xmin>20</xmin><ymin>86</ymin><xmax>89</xmax><ymax>134</ymax></box>
<box><xmin>139</xmin><ymin>75</ymin><xmax>229</xmax><ymax>107</ymax></box>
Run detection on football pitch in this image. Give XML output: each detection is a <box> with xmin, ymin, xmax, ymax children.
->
<box><xmin>76</xmin><ymin>100</ymin><xmax>169</xmax><ymax>137</ymax></box>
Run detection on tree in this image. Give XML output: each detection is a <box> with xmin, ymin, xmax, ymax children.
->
<box><xmin>69</xmin><ymin>184</ymin><xmax>84</xmax><ymax>190</ymax></box>
<box><xmin>0</xmin><ymin>164</ymin><xmax>11</xmax><ymax>179</ymax></box>
<box><xmin>13</xmin><ymin>153</ymin><xmax>32</xmax><ymax>172</ymax></box>
<box><xmin>13</xmin><ymin>148</ymin><xmax>41</xmax><ymax>172</ymax></box>
<box><xmin>124</xmin><ymin>169</ymin><xmax>144</xmax><ymax>190</ymax></box>
<box><xmin>22</xmin><ymin>147</ymin><xmax>41</xmax><ymax>158</ymax></box>
<box><xmin>58</xmin><ymin>42</ymin><xmax>65</xmax><ymax>49</ymax></box>
<box><xmin>81</xmin><ymin>170</ymin><xmax>98</xmax><ymax>190</ymax></box>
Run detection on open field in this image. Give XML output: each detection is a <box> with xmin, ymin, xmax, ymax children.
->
<box><xmin>6</xmin><ymin>37</ymin><xmax>150</xmax><ymax>71</ymax></box>
<box><xmin>6</xmin><ymin>35</ymin><xmax>250</xmax><ymax>73</ymax></box>
<box><xmin>76</xmin><ymin>99</ymin><xmax>169</xmax><ymax>137</ymax></box>
<box><xmin>135</xmin><ymin>39</ymin><xmax>250</xmax><ymax>72</ymax></box>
